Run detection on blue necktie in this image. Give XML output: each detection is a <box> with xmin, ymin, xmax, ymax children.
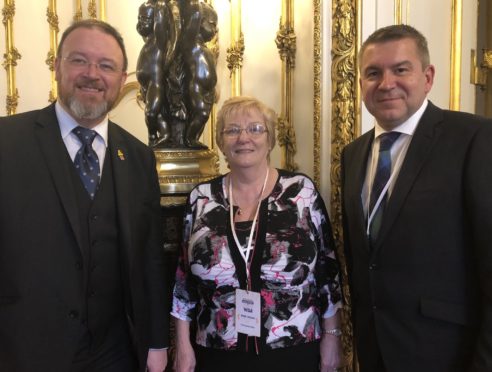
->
<box><xmin>73</xmin><ymin>126</ymin><xmax>100</xmax><ymax>199</ymax></box>
<box><xmin>369</xmin><ymin>132</ymin><xmax>401</xmax><ymax>243</ymax></box>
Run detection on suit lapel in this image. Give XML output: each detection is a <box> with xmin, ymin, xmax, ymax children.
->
<box><xmin>375</xmin><ymin>102</ymin><xmax>444</xmax><ymax>250</ymax></box>
<box><xmin>345</xmin><ymin>131</ymin><xmax>374</xmax><ymax>253</ymax></box>
<box><xmin>108</xmin><ymin>123</ymin><xmax>133</xmax><ymax>267</ymax></box>
<box><xmin>34</xmin><ymin>104</ymin><xmax>85</xmax><ymax>254</ymax></box>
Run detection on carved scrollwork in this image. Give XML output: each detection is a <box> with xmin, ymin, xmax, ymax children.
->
<box><xmin>2</xmin><ymin>3</ymin><xmax>15</xmax><ymax>24</ymax></box>
<box><xmin>330</xmin><ymin>1</ymin><xmax>359</xmax><ymax>371</ymax></box>
<box><xmin>275</xmin><ymin>23</ymin><xmax>296</xmax><ymax>69</ymax></box>
<box><xmin>2</xmin><ymin>47</ymin><xmax>21</xmax><ymax>69</ymax></box>
<box><xmin>45</xmin><ymin>50</ymin><xmax>55</xmax><ymax>71</ymax></box>
<box><xmin>46</xmin><ymin>7</ymin><xmax>59</xmax><ymax>31</ymax></box>
<box><xmin>277</xmin><ymin>116</ymin><xmax>298</xmax><ymax>171</ymax></box>
<box><xmin>226</xmin><ymin>34</ymin><xmax>244</xmax><ymax>76</ymax></box>
<box><xmin>6</xmin><ymin>90</ymin><xmax>19</xmax><ymax>114</ymax></box>
<box><xmin>73</xmin><ymin>9</ymin><xmax>82</xmax><ymax>21</ymax></box>
<box><xmin>88</xmin><ymin>0</ymin><xmax>97</xmax><ymax>19</ymax></box>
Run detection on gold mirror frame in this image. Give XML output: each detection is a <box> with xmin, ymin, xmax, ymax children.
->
<box><xmin>330</xmin><ymin>0</ymin><xmax>360</xmax><ymax>370</ymax></box>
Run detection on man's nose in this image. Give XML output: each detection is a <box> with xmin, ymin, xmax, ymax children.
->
<box><xmin>379</xmin><ymin>71</ymin><xmax>396</xmax><ymax>90</ymax></box>
<box><xmin>85</xmin><ymin>62</ymin><xmax>100</xmax><ymax>78</ymax></box>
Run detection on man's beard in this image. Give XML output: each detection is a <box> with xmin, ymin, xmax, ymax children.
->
<box><xmin>67</xmin><ymin>96</ymin><xmax>109</xmax><ymax>121</ymax></box>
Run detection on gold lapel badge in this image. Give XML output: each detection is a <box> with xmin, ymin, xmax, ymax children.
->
<box><xmin>117</xmin><ymin>149</ymin><xmax>125</xmax><ymax>160</ymax></box>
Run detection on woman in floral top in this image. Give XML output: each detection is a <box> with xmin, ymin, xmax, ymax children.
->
<box><xmin>172</xmin><ymin>96</ymin><xmax>344</xmax><ymax>372</ymax></box>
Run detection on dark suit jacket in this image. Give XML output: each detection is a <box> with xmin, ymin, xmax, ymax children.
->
<box><xmin>341</xmin><ymin>102</ymin><xmax>492</xmax><ymax>372</ymax></box>
<box><xmin>0</xmin><ymin>104</ymin><xmax>170</xmax><ymax>372</ymax></box>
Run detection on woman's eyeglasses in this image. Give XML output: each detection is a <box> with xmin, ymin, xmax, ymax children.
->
<box><xmin>222</xmin><ymin>123</ymin><xmax>268</xmax><ymax>138</ymax></box>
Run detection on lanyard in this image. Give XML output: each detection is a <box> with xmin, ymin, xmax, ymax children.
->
<box><xmin>366</xmin><ymin>137</ymin><xmax>410</xmax><ymax>235</ymax></box>
<box><xmin>229</xmin><ymin>168</ymin><xmax>269</xmax><ymax>283</ymax></box>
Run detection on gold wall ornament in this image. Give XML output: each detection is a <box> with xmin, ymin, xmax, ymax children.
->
<box><xmin>276</xmin><ymin>116</ymin><xmax>298</xmax><ymax>171</ymax></box>
<box><xmin>450</xmin><ymin>0</ymin><xmax>463</xmax><ymax>110</ymax></box>
<box><xmin>46</xmin><ymin>0</ymin><xmax>59</xmax><ymax>103</ymax></box>
<box><xmin>330</xmin><ymin>0</ymin><xmax>360</xmax><ymax>371</ymax></box>
<box><xmin>395</xmin><ymin>0</ymin><xmax>403</xmax><ymax>24</ymax></box>
<box><xmin>154</xmin><ymin>148</ymin><xmax>220</xmax><ymax>198</ymax></box>
<box><xmin>277</xmin><ymin>0</ymin><xmax>297</xmax><ymax>172</ymax></box>
<box><xmin>275</xmin><ymin>23</ymin><xmax>296</xmax><ymax>69</ymax></box>
<box><xmin>470</xmin><ymin>49</ymin><xmax>490</xmax><ymax>88</ymax></box>
<box><xmin>226</xmin><ymin>34</ymin><xmax>244</xmax><ymax>74</ymax></box>
<box><xmin>484</xmin><ymin>50</ymin><xmax>492</xmax><ymax>68</ymax></box>
<box><xmin>2</xmin><ymin>0</ymin><xmax>21</xmax><ymax>115</ymax></box>
<box><xmin>313</xmin><ymin>0</ymin><xmax>321</xmax><ymax>186</ymax></box>
<box><xmin>228</xmin><ymin>0</ymin><xmax>242</xmax><ymax>96</ymax></box>
<box><xmin>74</xmin><ymin>0</ymin><xmax>82</xmax><ymax>21</ymax></box>
<box><xmin>99</xmin><ymin>0</ymin><xmax>106</xmax><ymax>21</ymax></box>
<box><xmin>88</xmin><ymin>0</ymin><xmax>97</xmax><ymax>19</ymax></box>
<box><xmin>1</xmin><ymin>1</ymin><xmax>14</xmax><ymax>22</ymax></box>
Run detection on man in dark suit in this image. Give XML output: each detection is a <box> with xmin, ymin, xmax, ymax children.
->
<box><xmin>341</xmin><ymin>25</ymin><xmax>492</xmax><ymax>371</ymax></box>
<box><xmin>0</xmin><ymin>20</ymin><xmax>170</xmax><ymax>372</ymax></box>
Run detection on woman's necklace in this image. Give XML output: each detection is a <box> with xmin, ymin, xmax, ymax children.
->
<box><xmin>230</xmin><ymin>169</ymin><xmax>269</xmax><ymax>219</ymax></box>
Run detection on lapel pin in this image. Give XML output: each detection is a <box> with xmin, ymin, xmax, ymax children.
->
<box><xmin>117</xmin><ymin>149</ymin><xmax>125</xmax><ymax>160</ymax></box>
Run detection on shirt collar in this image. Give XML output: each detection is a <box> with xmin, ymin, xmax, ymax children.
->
<box><xmin>374</xmin><ymin>99</ymin><xmax>428</xmax><ymax>138</ymax></box>
<box><xmin>55</xmin><ymin>101</ymin><xmax>109</xmax><ymax>147</ymax></box>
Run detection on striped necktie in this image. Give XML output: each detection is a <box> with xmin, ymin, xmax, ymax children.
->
<box><xmin>369</xmin><ymin>132</ymin><xmax>401</xmax><ymax>244</ymax></box>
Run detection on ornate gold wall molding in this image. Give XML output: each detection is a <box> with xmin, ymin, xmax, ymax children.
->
<box><xmin>46</xmin><ymin>0</ymin><xmax>59</xmax><ymax>103</ymax></box>
<box><xmin>395</xmin><ymin>0</ymin><xmax>402</xmax><ymax>24</ymax></box>
<box><xmin>276</xmin><ymin>0</ymin><xmax>297</xmax><ymax>171</ymax></box>
<box><xmin>227</xmin><ymin>0</ymin><xmax>242</xmax><ymax>96</ymax></box>
<box><xmin>74</xmin><ymin>0</ymin><xmax>82</xmax><ymax>21</ymax></box>
<box><xmin>88</xmin><ymin>0</ymin><xmax>97</xmax><ymax>19</ymax></box>
<box><xmin>2</xmin><ymin>0</ymin><xmax>21</xmax><ymax>115</ymax></box>
<box><xmin>450</xmin><ymin>0</ymin><xmax>462</xmax><ymax>110</ymax></box>
<box><xmin>99</xmin><ymin>0</ymin><xmax>106</xmax><ymax>21</ymax></box>
<box><xmin>330</xmin><ymin>0</ymin><xmax>360</xmax><ymax>370</ymax></box>
<box><xmin>313</xmin><ymin>0</ymin><xmax>321</xmax><ymax>186</ymax></box>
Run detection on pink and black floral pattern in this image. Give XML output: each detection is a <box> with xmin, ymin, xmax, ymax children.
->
<box><xmin>172</xmin><ymin>170</ymin><xmax>342</xmax><ymax>352</ymax></box>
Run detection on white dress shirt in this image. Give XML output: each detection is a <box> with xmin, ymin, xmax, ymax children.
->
<box><xmin>55</xmin><ymin>101</ymin><xmax>109</xmax><ymax>175</ymax></box>
<box><xmin>362</xmin><ymin>99</ymin><xmax>429</xmax><ymax>220</ymax></box>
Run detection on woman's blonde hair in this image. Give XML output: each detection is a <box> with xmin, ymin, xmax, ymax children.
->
<box><xmin>215</xmin><ymin>96</ymin><xmax>277</xmax><ymax>151</ymax></box>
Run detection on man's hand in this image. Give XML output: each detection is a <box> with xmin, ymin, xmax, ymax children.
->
<box><xmin>146</xmin><ymin>349</ymin><xmax>168</xmax><ymax>372</ymax></box>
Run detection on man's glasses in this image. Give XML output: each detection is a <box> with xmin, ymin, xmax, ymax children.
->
<box><xmin>222</xmin><ymin>123</ymin><xmax>268</xmax><ymax>138</ymax></box>
<box><xmin>63</xmin><ymin>56</ymin><xmax>121</xmax><ymax>75</ymax></box>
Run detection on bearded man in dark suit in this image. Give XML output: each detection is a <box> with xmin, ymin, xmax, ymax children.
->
<box><xmin>341</xmin><ymin>24</ymin><xmax>492</xmax><ymax>372</ymax></box>
<box><xmin>0</xmin><ymin>20</ymin><xmax>169</xmax><ymax>372</ymax></box>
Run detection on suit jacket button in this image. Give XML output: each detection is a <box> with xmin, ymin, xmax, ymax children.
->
<box><xmin>369</xmin><ymin>264</ymin><xmax>378</xmax><ymax>270</ymax></box>
<box><xmin>68</xmin><ymin>310</ymin><xmax>79</xmax><ymax>319</ymax></box>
